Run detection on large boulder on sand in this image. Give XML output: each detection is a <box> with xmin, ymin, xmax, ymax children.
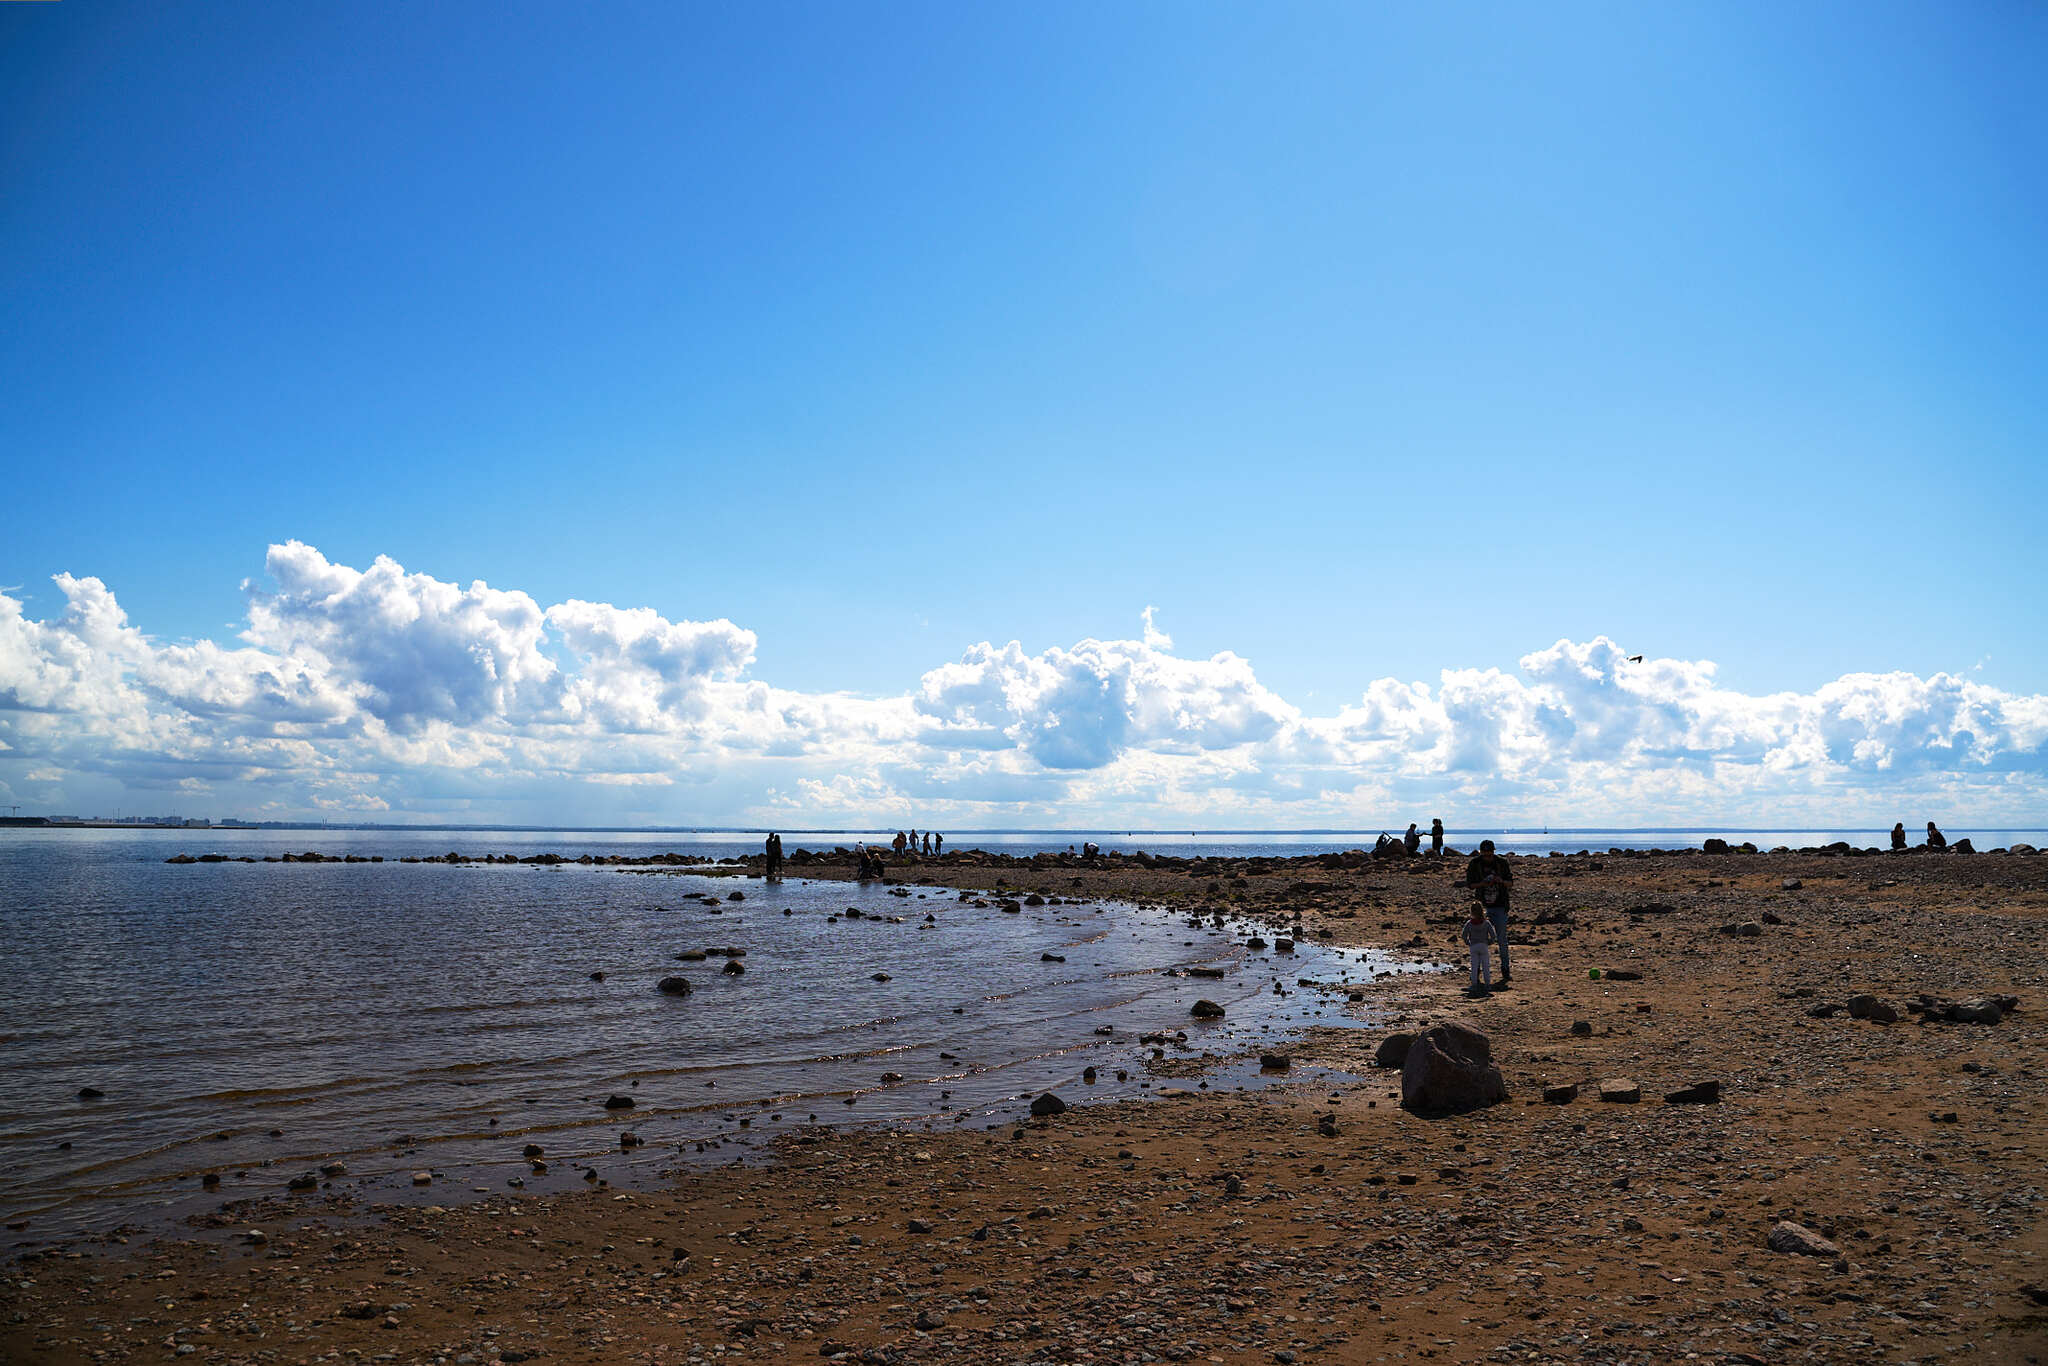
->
<box><xmin>1400</xmin><ymin>1021</ymin><xmax>1508</xmax><ymax>1115</ymax></box>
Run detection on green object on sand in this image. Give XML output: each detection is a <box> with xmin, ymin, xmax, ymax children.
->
<box><xmin>1589</xmin><ymin>968</ymin><xmax>1601</xmax><ymax>979</ymax></box>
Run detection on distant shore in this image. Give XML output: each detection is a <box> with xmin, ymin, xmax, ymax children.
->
<box><xmin>5</xmin><ymin>845</ymin><xmax>2044</xmax><ymax>1365</ymax></box>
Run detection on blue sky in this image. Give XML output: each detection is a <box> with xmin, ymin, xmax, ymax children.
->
<box><xmin>3</xmin><ymin>3</ymin><xmax>2045</xmax><ymax>824</ymax></box>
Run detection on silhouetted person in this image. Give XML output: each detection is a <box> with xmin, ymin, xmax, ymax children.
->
<box><xmin>1403</xmin><ymin>822</ymin><xmax>1421</xmax><ymax>855</ymax></box>
<box><xmin>764</xmin><ymin>831</ymin><xmax>783</xmax><ymax>879</ymax></box>
<box><xmin>1891</xmin><ymin>823</ymin><xmax>1907</xmax><ymax>851</ymax></box>
<box><xmin>909</xmin><ymin>827</ymin><xmax>919</xmax><ymax>853</ymax></box>
<box><xmin>1926</xmin><ymin>822</ymin><xmax>1947</xmax><ymax>850</ymax></box>
<box><xmin>933</xmin><ymin>832</ymin><xmax>944</xmax><ymax>855</ymax></box>
<box><xmin>892</xmin><ymin>830</ymin><xmax>907</xmax><ymax>855</ymax></box>
<box><xmin>1430</xmin><ymin>818</ymin><xmax>1444</xmax><ymax>857</ymax></box>
<box><xmin>922</xmin><ymin>831</ymin><xmax>932</xmax><ymax>855</ymax></box>
<box><xmin>1082</xmin><ymin>841</ymin><xmax>1100</xmax><ymax>860</ymax></box>
<box><xmin>1464</xmin><ymin>839</ymin><xmax>1515</xmax><ymax>985</ymax></box>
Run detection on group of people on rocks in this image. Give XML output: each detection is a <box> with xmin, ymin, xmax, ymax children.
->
<box><xmin>890</xmin><ymin>829</ymin><xmax>941</xmax><ymax>857</ymax></box>
<box><xmin>1893</xmin><ymin>821</ymin><xmax>1949</xmax><ymax>851</ymax></box>
<box><xmin>1374</xmin><ymin>818</ymin><xmax>1446</xmax><ymax>858</ymax></box>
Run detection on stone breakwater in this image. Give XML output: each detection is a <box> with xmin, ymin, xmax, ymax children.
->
<box><xmin>164</xmin><ymin>836</ymin><xmax>2043</xmax><ymax>867</ymax></box>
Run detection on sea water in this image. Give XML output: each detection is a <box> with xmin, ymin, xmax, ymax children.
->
<box><xmin>0</xmin><ymin>829</ymin><xmax>1426</xmax><ymax>1241</ymax></box>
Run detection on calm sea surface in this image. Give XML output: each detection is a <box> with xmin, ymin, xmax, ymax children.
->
<box><xmin>0</xmin><ymin>829</ymin><xmax>1444</xmax><ymax>1243</ymax></box>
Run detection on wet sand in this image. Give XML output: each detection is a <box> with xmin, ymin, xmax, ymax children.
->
<box><xmin>5</xmin><ymin>846</ymin><xmax>2044</xmax><ymax>1365</ymax></box>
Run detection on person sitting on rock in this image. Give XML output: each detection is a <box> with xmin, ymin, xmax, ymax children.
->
<box><xmin>1462</xmin><ymin>905</ymin><xmax>1496</xmax><ymax>992</ymax></box>
<box><xmin>1926</xmin><ymin>822</ymin><xmax>1948</xmax><ymax>850</ymax></box>
<box><xmin>1464</xmin><ymin>839</ymin><xmax>1515</xmax><ymax>985</ymax></box>
<box><xmin>1891</xmin><ymin>823</ymin><xmax>1907</xmax><ymax>851</ymax></box>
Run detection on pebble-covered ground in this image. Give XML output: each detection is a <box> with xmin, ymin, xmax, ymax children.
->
<box><xmin>4</xmin><ymin>846</ymin><xmax>2043</xmax><ymax>1365</ymax></box>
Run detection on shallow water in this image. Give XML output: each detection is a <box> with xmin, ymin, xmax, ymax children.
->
<box><xmin>0</xmin><ymin>831</ymin><xmax>1424</xmax><ymax>1241</ymax></box>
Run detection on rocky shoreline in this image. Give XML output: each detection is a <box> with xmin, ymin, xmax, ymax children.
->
<box><xmin>11</xmin><ymin>846</ymin><xmax>2046</xmax><ymax>1365</ymax></box>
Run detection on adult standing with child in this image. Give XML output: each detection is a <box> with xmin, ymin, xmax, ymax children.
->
<box><xmin>1464</xmin><ymin>839</ymin><xmax>1515</xmax><ymax>987</ymax></box>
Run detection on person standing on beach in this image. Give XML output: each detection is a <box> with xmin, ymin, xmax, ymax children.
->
<box><xmin>934</xmin><ymin>832</ymin><xmax>944</xmax><ymax>855</ymax></box>
<box><xmin>921</xmin><ymin>831</ymin><xmax>932</xmax><ymax>855</ymax></box>
<box><xmin>1430</xmin><ymin>818</ymin><xmax>1444</xmax><ymax>857</ymax></box>
<box><xmin>1891</xmin><ymin>823</ymin><xmax>1908</xmax><ymax>851</ymax></box>
<box><xmin>764</xmin><ymin>832</ymin><xmax>783</xmax><ymax>879</ymax></box>
<box><xmin>1462</xmin><ymin>905</ymin><xmax>1495</xmax><ymax>992</ymax></box>
<box><xmin>892</xmin><ymin>830</ymin><xmax>907</xmax><ymax>856</ymax></box>
<box><xmin>1464</xmin><ymin>839</ymin><xmax>1515</xmax><ymax>985</ymax></box>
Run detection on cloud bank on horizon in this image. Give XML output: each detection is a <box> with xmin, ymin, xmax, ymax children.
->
<box><xmin>2</xmin><ymin>542</ymin><xmax>2043</xmax><ymax>827</ymax></box>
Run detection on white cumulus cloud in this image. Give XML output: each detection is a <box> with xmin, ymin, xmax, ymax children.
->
<box><xmin>0</xmin><ymin>548</ymin><xmax>2043</xmax><ymax>827</ymax></box>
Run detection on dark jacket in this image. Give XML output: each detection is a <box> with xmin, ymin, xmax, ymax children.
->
<box><xmin>1464</xmin><ymin>851</ymin><xmax>1513</xmax><ymax>908</ymax></box>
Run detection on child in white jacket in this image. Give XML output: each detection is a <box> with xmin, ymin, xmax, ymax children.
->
<box><xmin>1463</xmin><ymin>906</ymin><xmax>1496</xmax><ymax>990</ymax></box>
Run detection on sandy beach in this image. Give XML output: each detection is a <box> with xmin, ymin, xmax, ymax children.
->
<box><xmin>5</xmin><ymin>844</ymin><xmax>2044</xmax><ymax>1365</ymax></box>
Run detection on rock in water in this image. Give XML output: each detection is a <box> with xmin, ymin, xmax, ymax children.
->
<box><xmin>1400</xmin><ymin>1021</ymin><xmax>1508</xmax><ymax>1114</ymax></box>
<box><xmin>1373</xmin><ymin>1033</ymin><xmax>1414</xmax><ymax>1069</ymax></box>
<box><xmin>603</xmin><ymin>1094</ymin><xmax>635</xmax><ymax>1110</ymax></box>
<box><xmin>657</xmin><ymin>976</ymin><xmax>693</xmax><ymax>996</ymax></box>
<box><xmin>1191</xmin><ymin>999</ymin><xmax>1226</xmax><ymax>1019</ymax></box>
<box><xmin>1767</xmin><ymin>1221</ymin><xmax>1841</xmax><ymax>1257</ymax></box>
<box><xmin>1029</xmin><ymin>1092</ymin><xmax>1067</xmax><ymax>1117</ymax></box>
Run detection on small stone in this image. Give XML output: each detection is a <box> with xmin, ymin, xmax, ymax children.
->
<box><xmin>411</xmin><ymin>1170</ymin><xmax>432</xmax><ymax>1185</ymax></box>
<box><xmin>1029</xmin><ymin>1092</ymin><xmax>1067</xmax><ymax>1117</ymax></box>
<box><xmin>1597</xmin><ymin>1078</ymin><xmax>1642</xmax><ymax>1104</ymax></box>
<box><xmin>1374</xmin><ymin>1033</ymin><xmax>1414</xmax><ymax>1069</ymax></box>
<box><xmin>1569</xmin><ymin>1021</ymin><xmax>1593</xmax><ymax>1037</ymax></box>
<box><xmin>1767</xmin><ymin>1220</ymin><xmax>1841</xmax><ymax>1257</ymax></box>
<box><xmin>604</xmin><ymin>1094</ymin><xmax>635</xmax><ymax>1110</ymax></box>
<box><xmin>1665</xmin><ymin>1080</ymin><xmax>1721</xmax><ymax>1104</ymax></box>
<box><xmin>1543</xmin><ymin>1083</ymin><xmax>1579</xmax><ymax>1105</ymax></box>
<box><xmin>1191</xmin><ymin>999</ymin><xmax>1226</xmax><ymax>1019</ymax></box>
<box><xmin>657</xmin><ymin>976</ymin><xmax>693</xmax><ymax>996</ymax></box>
<box><xmin>1846</xmin><ymin>994</ymin><xmax>1899</xmax><ymax>1024</ymax></box>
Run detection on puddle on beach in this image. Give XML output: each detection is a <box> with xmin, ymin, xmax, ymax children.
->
<box><xmin>0</xmin><ymin>862</ymin><xmax>1436</xmax><ymax>1247</ymax></box>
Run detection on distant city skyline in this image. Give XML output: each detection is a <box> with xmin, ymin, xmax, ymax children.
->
<box><xmin>3</xmin><ymin>4</ymin><xmax>2044</xmax><ymax>824</ymax></box>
